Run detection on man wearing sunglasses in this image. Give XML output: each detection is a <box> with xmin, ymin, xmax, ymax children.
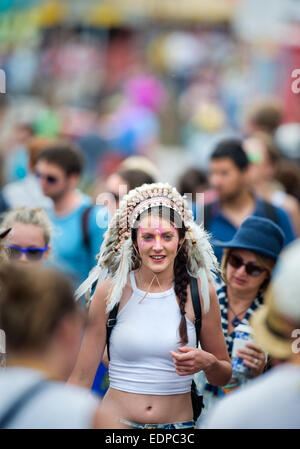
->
<box><xmin>35</xmin><ymin>143</ymin><xmax>107</xmax><ymax>291</ymax></box>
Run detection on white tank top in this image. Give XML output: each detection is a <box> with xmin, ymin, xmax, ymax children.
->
<box><xmin>108</xmin><ymin>271</ymin><xmax>198</xmax><ymax>395</ymax></box>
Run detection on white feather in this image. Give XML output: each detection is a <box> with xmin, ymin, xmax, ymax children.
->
<box><xmin>197</xmin><ymin>267</ymin><xmax>210</xmax><ymax>313</ymax></box>
<box><xmin>105</xmin><ymin>237</ymin><xmax>133</xmax><ymax>313</ymax></box>
<box><xmin>187</xmin><ymin>221</ymin><xmax>218</xmax><ymax>281</ymax></box>
<box><xmin>75</xmin><ymin>263</ymin><xmax>108</xmax><ymax>302</ymax></box>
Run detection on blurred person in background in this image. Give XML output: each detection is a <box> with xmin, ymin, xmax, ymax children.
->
<box><xmin>2</xmin><ymin>136</ymin><xmax>54</xmax><ymax>210</ymax></box>
<box><xmin>276</xmin><ymin>160</ymin><xmax>300</xmax><ymax>204</ymax></box>
<box><xmin>3</xmin><ymin>123</ymin><xmax>34</xmax><ymax>183</ymax></box>
<box><xmin>97</xmin><ymin>75</ymin><xmax>165</xmax><ymax>159</ymax></box>
<box><xmin>244</xmin><ymin>132</ymin><xmax>300</xmax><ymax>236</ymax></box>
<box><xmin>195</xmin><ymin>216</ymin><xmax>284</xmax><ymax>424</ymax></box>
<box><xmin>0</xmin><ymin>154</ymin><xmax>9</xmax><ymax>215</ymax></box>
<box><xmin>177</xmin><ymin>167</ymin><xmax>215</xmax><ymax>222</ymax></box>
<box><xmin>0</xmin><ymin>228</ymin><xmax>11</xmax><ymax>264</ymax></box>
<box><xmin>274</xmin><ymin>123</ymin><xmax>300</xmax><ymax>203</ymax></box>
<box><xmin>177</xmin><ymin>167</ymin><xmax>208</xmax><ymax>203</ymax></box>
<box><xmin>244</xmin><ymin>99</ymin><xmax>282</xmax><ymax>137</ymax></box>
<box><xmin>0</xmin><ymin>263</ymin><xmax>120</xmax><ymax>429</ymax></box>
<box><xmin>35</xmin><ymin>142</ymin><xmax>107</xmax><ymax>289</ymax></box>
<box><xmin>100</xmin><ymin>156</ymin><xmax>159</xmax><ymax>218</ymax></box>
<box><xmin>203</xmin><ymin>239</ymin><xmax>300</xmax><ymax>429</ymax></box>
<box><xmin>205</xmin><ymin>138</ymin><xmax>295</xmax><ymax>262</ymax></box>
<box><xmin>1</xmin><ymin>208</ymin><xmax>52</xmax><ymax>266</ymax></box>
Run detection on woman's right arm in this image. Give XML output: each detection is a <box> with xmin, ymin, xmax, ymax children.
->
<box><xmin>68</xmin><ymin>279</ymin><xmax>111</xmax><ymax>389</ymax></box>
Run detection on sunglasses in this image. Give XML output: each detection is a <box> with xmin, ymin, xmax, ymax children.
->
<box><xmin>35</xmin><ymin>172</ymin><xmax>58</xmax><ymax>184</ymax></box>
<box><xmin>6</xmin><ymin>245</ymin><xmax>48</xmax><ymax>261</ymax></box>
<box><xmin>228</xmin><ymin>253</ymin><xmax>267</xmax><ymax>277</ymax></box>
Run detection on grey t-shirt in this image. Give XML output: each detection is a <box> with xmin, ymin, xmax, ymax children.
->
<box><xmin>0</xmin><ymin>367</ymin><xmax>98</xmax><ymax>429</ymax></box>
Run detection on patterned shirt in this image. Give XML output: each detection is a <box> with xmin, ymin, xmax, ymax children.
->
<box><xmin>218</xmin><ymin>283</ymin><xmax>264</xmax><ymax>358</ymax></box>
<box><xmin>202</xmin><ymin>282</ymin><xmax>264</xmax><ymax>396</ymax></box>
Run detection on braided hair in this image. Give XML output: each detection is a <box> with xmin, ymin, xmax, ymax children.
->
<box><xmin>174</xmin><ymin>242</ymin><xmax>190</xmax><ymax>345</ymax></box>
<box><xmin>132</xmin><ymin>205</ymin><xmax>190</xmax><ymax>345</ymax></box>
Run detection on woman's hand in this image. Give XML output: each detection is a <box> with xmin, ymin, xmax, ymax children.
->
<box><xmin>237</xmin><ymin>342</ymin><xmax>266</xmax><ymax>377</ymax></box>
<box><xmin>170</xmin><ymin>347</ymin><xmax>217</xmax><ymax>376</ymax></box>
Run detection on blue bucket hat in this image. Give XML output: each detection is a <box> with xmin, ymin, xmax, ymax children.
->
<box><xmin>215</xmin><ymin>216</ymin><xmax>285</xmax><ymax>261</ymax></box>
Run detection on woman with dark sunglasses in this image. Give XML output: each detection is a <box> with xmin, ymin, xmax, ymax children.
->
<box><xmin>1</xmin><ymin>207</ymin><xmax>52</xmax><ymax>264</ymax></box>
<box><xmin>195</xmin><ymin>216</ymin><xmax>285</xmax><ymax>424</ymax></box>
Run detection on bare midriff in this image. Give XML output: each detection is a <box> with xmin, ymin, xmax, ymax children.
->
<box><xmin>101</xmin><ymin>388</ymin><xmax>193</xmax><ymax>425</ymax></box>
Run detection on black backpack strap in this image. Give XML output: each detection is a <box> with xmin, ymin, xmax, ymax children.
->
<box><xmin>81</xmin><ymin>205</ymin><xmax>93</xmax><ymax>252</ymax></box>
<box><xmin>190</xmin><ymin>277</ymin><xmax>202</xmax><ymax>345</ymax></box>
<box><xmin>261</xmin><ymin>199</ymin><xmax>278</xmax><ymax>225</ymax></box>
<box><xmin>190</xmin><ymin>277</ymin><xmax>205</xmax><ymax>420</ymax></box>
<box><xmin>106</xmin><ymin>302</ymin><xmax>120</xmax><ymax>361</ymax></box>
<box><xmin>0</xmin><ymin>379</ymin><xmax>47</xmax><ymax>429</ymax></box>
<box><xmin>203</xmin><ymin>202</ymin><xmax>216</xmax><ymax>230</ymax></box>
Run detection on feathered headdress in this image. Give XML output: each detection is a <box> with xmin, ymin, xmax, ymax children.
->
<box><xmin>75</xmin><ymin>183</ymin><xmax>218</xmax><ymax>313</ymax></box>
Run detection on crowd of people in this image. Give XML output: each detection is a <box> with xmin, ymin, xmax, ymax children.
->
<box><xmin>0</xmin><ymin>120</ymin><xmax>299</xmax><ymax>429</ymax></box>
<box><xmin>0</xmin><ymin>15</ymin><xmax>299</xmax><ymax>432</ymax></box>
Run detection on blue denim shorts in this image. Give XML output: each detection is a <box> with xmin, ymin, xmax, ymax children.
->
<box><xmin>120</xmin><ymin>419</ymin><xmax>195</xmax><ymax>429</ymax></box>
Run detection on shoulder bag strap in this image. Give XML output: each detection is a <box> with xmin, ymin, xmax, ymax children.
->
<box><xmin>106</xmin><ymin>302</ymin><xmax>120</xmax><ymax>361</ymax></box>
<box><xmin>190</xmin><ymin>277</ymin><xmax>202</xmax><ymax>346</ymax></box>
<box><xmin>261</xmin><ymin>199</ymin><xmax>278</xmax><ymax>225</ymax></box>
<box><xmin>0</xmin><ymin>379</ymin><xmax>47</xmax><ymax>429</ymax></box>
<box><xmin>81</xmin><ymin>205</ymin><xmax>93</xmax><ymax>252</ymax></box>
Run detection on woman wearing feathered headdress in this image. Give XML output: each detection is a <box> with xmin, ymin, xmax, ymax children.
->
<box><xmin>69</xmin><ymin>183</ymin><xmax>231</xmax><ymax>429</ymax></box>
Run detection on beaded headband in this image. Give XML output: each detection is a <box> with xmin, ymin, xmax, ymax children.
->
<box><xmin>75</xmin><ymin>182</ymin><xmax>218</xmax><ymax>313</ymax></box>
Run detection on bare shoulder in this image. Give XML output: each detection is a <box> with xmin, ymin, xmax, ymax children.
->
<box><xmin>93</xmin><ymin>279</ymin><xmax>113</xmax><ymax>301</ymax></box>
<box><xmin>284</xmin><ymin>194</ymin><xmax>300</xmax><ymax>213</ymax></box>
<box><xmin>88</xmin><ymin>279</ymin><xmax>113</xmax><ymax>318</ymax></box>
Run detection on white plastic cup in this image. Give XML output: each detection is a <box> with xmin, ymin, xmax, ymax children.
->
<box><xmin>231</xmin><ymin>324</ymin><xmax>254</xmax><ymax>374</ymax></box>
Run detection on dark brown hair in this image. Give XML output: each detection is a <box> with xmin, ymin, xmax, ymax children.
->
<box><xmin>36</xmin><ymin>141</ymin><xmax>83</xmax><ymax>176</ymax></box>
<box><xmin>248</xmin><ymin>100</ymin><xmax>282</xmax><ymax>134</ymax></box>
<box><xmin>118</xmin><ymin>168</ymin><xmax>156</xmax><ymax>192</ymax></box>
<box><xmin>132</xmin><ymin>205</ymin><xmax>190</xmax><ymax>345</ymax></box>
<box><xmin>0</xmin><ymin>263</ymin><xmax>79</xmax><ymax>353</ymax></box>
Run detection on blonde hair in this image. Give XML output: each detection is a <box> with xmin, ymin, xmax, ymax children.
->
<box><xmin>1</xmin><ymin>208</ymin><xmax>52</xmax><ymax>246</ymax></box>
<box><xmin>0</xmin><ymin>263</ymin><xmax>79</xmax><ymax>353</ymax></box>
<box><xmin>0</xmin><ymin>231</ymin><xmax>8</xmax><ymax>264</ymax></box>
<box><xmin>221</xmin><ymin>248</ymin><xmax>275</xmax><ymax>293</ymax></box>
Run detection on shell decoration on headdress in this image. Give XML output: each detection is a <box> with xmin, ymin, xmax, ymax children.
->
<box><xmin>75</xmin><ymin>183</ymin><xmax>219</xmax><ymax>313</ymax></box>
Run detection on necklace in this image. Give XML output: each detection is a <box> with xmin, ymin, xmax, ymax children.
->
<box><xmin>137</xmin><ymin>271</ymin><xmax>173</xmax><ymax>304</ymax></box>
<box><xmin>227</xmin><ymin>302</ymin><xmax>249</xmax><ymax>327</ymax></box>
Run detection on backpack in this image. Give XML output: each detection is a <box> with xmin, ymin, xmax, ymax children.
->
<box><xmin>105</xmin><ymin>276</ymin><xmax>204</xmax><ymax>421</ymax></box>
<box><xmin>81</xmin><ymin>205</ymin><xmax>93</xmax><ymax>252</ymax></box>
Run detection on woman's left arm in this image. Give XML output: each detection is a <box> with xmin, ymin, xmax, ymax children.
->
<box><xmin>170</xmin><ymin>281</ymin><xmax>232</xmax><ymax>386</ymax></box>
